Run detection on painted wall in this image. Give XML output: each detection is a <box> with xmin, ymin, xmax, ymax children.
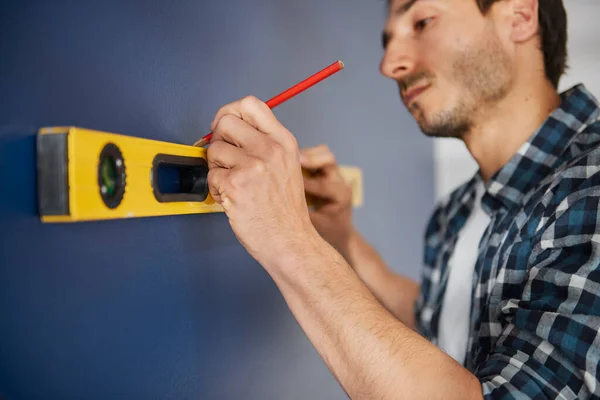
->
<box><xmin>0</xmin><ymin>1</ymin><xmax>434</xmax><ymax>399</ymax></box>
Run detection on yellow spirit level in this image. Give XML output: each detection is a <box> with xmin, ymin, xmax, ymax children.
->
<box><xmin>37</xmin><ymin>127</ymin><xmax>363</xmax><ymax>223</ymax></box>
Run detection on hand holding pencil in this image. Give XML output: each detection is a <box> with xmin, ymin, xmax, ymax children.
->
<box><xmin>204</xmin><ymin>60</ymin><xmax>344</xmax><ymax>271</ymax></box>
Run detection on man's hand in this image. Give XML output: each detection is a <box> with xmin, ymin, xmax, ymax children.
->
<box><xmin>206</xmin><ymin>96</ymin><xmax>318</xmax><ymax>269</ymax></box>
<box><xmin>204</xmin><ymin>96</ymin><xmax>483</xmax><ymax>400</ymax></box>
<box><xmin>300</xmin><ymin>145</ymin><xmax>355</xmax><ymax>255</ymax></box>
<box><xmin>301</xmin><ymin>145</ymin><xmax>421</xmax><ymax>327</ymax></box>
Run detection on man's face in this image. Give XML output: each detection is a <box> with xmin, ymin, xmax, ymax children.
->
<box><xmin>380</xmin><ymin>0</ymin><xmax>513</xmax><ymax>138</ymax></box>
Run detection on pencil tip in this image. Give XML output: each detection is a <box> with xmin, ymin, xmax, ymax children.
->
<box><xmin>338</xmin><ymin>60</ymin><xmax>345</xmax><ymax>69</ymax></box>
<box><xmin>193</xmin><ymin>138</ymin><xmax>208</xmax><ymax>147</ymax></box>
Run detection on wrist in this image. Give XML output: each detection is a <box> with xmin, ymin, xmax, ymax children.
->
<box><xmin>265</xmin><ymin>225</ymin><xmax>337</xmax><ymax>277</ymax></box>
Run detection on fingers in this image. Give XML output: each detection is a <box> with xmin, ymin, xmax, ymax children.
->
<box><xmin>303</xmin><ymin>173</ymin><xmax>350</xmax><ymax>201</ymax></box>
<box><xmin>210</xmin><ymin>96</ymin><xmax>293</xmax><ymax>148</ymax></box>
<box><xmin>300</xmin><ymin>144</ymin><xmax>347</xmax><ymax>202</ymax></box>
<box><xmin>300</xmin><ymin>145</ymin><xmax>337</xmax><ymax>171</ymax></box>
<box><xmin>206</xmin><ymin>140</ymin><xmax>248</xmax><ymax>170</ymax></box>
<box><xmin>207</xmin><ymin>167</ymin><xmax>231</xmax><ymax>209</ymax></box>
<box><xmin>211</xmin><ymin>113</ymin><xmax>264</xmax><ymax>149</ymax></box>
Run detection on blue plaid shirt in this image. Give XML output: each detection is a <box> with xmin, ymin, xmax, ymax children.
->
<box><xmin>416</xmin><ymin>84</ymin><xmax>600</xmax><ymax>399</ymax></box>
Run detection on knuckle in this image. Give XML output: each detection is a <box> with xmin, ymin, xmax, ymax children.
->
<box><xmin>217</xmin><ymin>103</ymin><xmax>230</xmax><ymax>114</ymax></box>
<box><xmin>206</xmin><ymin>141</ymin><xmax>229</xmax><ymax>168</ymax></box>
<box><xmin>270</xmin><ymin>139</ymin><xmax>286</xmax><ymax>154</ymax></box>
<box><xmin>211</xmin><ymin>105</ymin><xmax>231</xmax><ymax>129</ymax></box>
<box><xmin>229</xmin><ymin>169</ymin><xmax>247</xmax><ymax>191</ymax></box>
<box><xmin>207</xmin><ymin>168</ymin><xmax>219</xmax><ymax>187</ymax></box>
<box><xmin>325</xmin><ymin>149</ymin><xmax>337</xmax><ymax>163</ymax></box>
<box><xmin>213</xmin><ymin>106</ymin><xmax>227</xmax><ymax>120</ymax></box>
<box><xmin>285</xmin><ymin>133</ymin><xmax>299</xmax><ymax>150</ymax></box>
<box><xmin>241</xmin><ymin>95</ymin><xmax>262</xmax><ymax>110</ymax></box>
<box><xmin>326</xmin><ymin>153</ymin><xmax>337</xmax><ymax>165</ymax></box>
<box><xmin>212</xmin><ymin>118</ymin><xmax>231</xmax><ymax>140</ymax></box>
<box><xmin>318</xmin><ymin>144</ymin><xmax>331</xmax><ymax>153</ymax></box>
<box><xmin>248</xmin><ymin>158</ymin><xmax>266</xmax><ymax>175</ymax></box>
<box><xmin>268</xmin><ymin>141</ymin><xmax>288</xmax><ymax>164</ymax></box>
<box><xmin>206</xmin><ymin>141</ymin><xmax>219</xmax><ymax>160</ymax></box>
<box><xmin>215</xmin><ymin>113</ymin><xmax>237</xmax><ymax>131</ymax></box>
<box><xmin>312</xmin><ymin>145</ymin><xmax>336</xmax><ymax>165</ymax></box>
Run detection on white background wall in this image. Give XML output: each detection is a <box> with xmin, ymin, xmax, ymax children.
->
<box><xmin>434</xmin><ymin>1</ymin><xmax>600</xmax><ymax>200</ymax></box>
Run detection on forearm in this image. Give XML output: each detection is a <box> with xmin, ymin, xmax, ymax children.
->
<box><xmin>340</xmin><ymin>229</ymin><xmax>420</xmax><ymax>328</ymax></box>
<box><xmin>268</xmin><ymin>234</ymin><xmax>483</xmax><ymax>400</ymax></box>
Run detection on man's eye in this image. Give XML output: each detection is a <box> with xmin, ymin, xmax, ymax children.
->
<box><xmin>415</xmin><ymin>17</ymin><xmax>433</xmax><ymax>32</ymax></box>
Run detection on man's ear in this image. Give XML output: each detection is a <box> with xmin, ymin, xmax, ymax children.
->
<box><xmin>510</xmin><ymin>0</ymin><xmax>539</xmax><ymax>43</ymax></box>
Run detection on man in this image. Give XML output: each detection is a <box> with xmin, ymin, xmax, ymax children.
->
<box><xmin>205</xmin><ymin>0</ymin><xmax>600</xmax><ymax>398</ymax></box>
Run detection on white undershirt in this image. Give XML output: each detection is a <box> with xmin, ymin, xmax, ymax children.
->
<box><xmin>438</xmin><ymin>181</ymin><xmax>490</xmax><ymax>364</ymax></box>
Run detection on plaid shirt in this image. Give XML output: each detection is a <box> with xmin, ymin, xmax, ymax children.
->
<box><xmin>415</xmin><ymin>84</ymin><xmax>600</xmax><ymax>399</ymax></box>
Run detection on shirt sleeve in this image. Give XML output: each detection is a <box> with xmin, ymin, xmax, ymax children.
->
<box><xmin>476</xmin><ymin>188</ymin><xmax>600</xmax><ymax>399</ymax></box>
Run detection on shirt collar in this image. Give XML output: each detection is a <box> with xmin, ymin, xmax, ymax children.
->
<box><xmin>480</xmin><ymin>84</ymin><xmax>600</xmax><ymax>214</ymax></box>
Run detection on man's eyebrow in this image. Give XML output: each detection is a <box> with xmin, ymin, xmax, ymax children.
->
<box><xmin>393</xmin><ymin>0</ymin><xmax>421</xmax><ymax>17</ymax></box>
<box><xmin>382</xmin><ymin>0</ymin><xmax>424</xmax><ymax>49</ymax></box>
<box><xmin>381</xmin><ymin>0</ymin><xmax>419</xmax><ymax>50</ymax></box>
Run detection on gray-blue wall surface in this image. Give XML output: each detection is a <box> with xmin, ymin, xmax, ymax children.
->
<box><xmin>0</xmin><ymin>1</ymin><xmax>434</xmax><ymax>398</ymax></box>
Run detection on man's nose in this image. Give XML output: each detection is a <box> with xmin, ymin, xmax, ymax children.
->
<box><xmin>380</xmin><ymin>39</ymin><xmax>416</xmax><ymax>81</ymax></box>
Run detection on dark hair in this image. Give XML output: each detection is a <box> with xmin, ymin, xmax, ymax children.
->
<box><xmin>476</xmin><ymin>0</ymin><xmax>568</xmax><ymax>88</ymax></box>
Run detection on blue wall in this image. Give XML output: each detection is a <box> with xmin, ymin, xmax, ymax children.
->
<box><xmin>0</xmin><ymin>1</ymin><xmax>434</xmax><ymax>398</ymax></box>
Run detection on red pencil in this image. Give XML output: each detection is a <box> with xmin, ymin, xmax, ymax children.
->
<box><xmin>193</xmin><ymin>60</ymin><xmax>345</xmax><ymax>147</ymax></box>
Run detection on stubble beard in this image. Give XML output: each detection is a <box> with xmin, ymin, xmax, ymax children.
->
<box><xmin>407</xmin><ymin>27</ymin><xmax>513</xmax><ymax>139</ymax></box>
